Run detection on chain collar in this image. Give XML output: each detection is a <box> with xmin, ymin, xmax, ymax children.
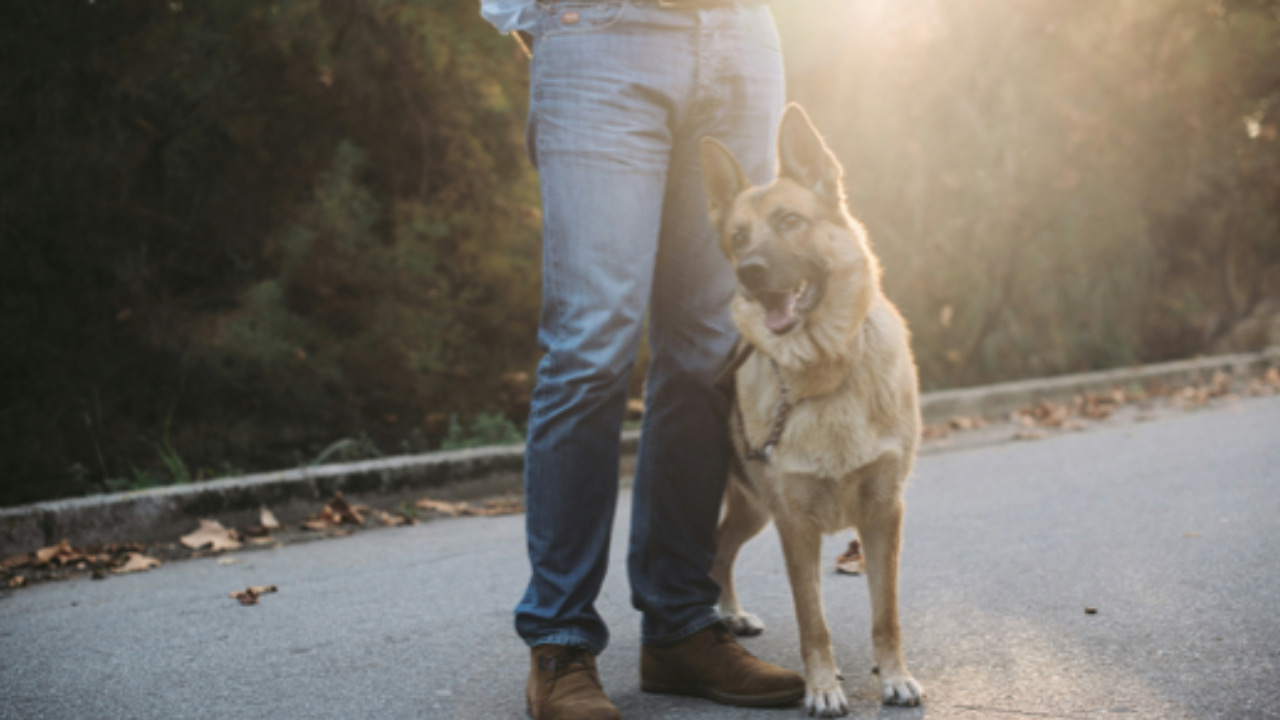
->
<box><xmin>734</xmin><ymin>356</ymin><xmax>801</xmax><ymax>464</ymax></box>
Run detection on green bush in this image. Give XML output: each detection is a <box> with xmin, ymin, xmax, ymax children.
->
<box><xmin>2</xmin><ymin>0</ymin><xmax>1278</xmax><ymax>504</ymax></box>
<box><xmin>0</xmin><ymin>0</ymin><xmax>540</xmax><ymax>504</ymax></box>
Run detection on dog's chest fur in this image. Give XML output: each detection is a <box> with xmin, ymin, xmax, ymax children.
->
<box><xmin>732</xmin><ymin>302</ymin><xmax>919</xmax><ymax>532</ymax></box>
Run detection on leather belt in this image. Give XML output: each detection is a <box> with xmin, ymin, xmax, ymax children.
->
<box><xmin>539</xmin><ymin>0</ymin><xmax>768</xmax><ymax>6</ymax></box>
<box><xmin>653</xmin><ymin>0</ymin><xmax>768</xmax><ymax>6</ymax></box>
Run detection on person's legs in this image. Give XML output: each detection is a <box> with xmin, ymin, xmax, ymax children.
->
<box><xmin>515</xmin><ymin>1</ymin><xmax>700</xmax><ymax>656</ymax></box>
<box><xmin>517</xmin><ymin>5</ymin><xmax>800</xmax><ymax>711</ymax></box>
<box><xmin>627</xmin><ymin>3</ymin><xmax>786</xmax><ymax>646</ymax></box>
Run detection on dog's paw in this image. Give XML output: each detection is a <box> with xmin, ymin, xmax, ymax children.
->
<box><xmin>804</xmin><ymin>681</ymin><xmax>849</xmax><ymax>717</ymax></box>
<box><xmin>720</xmin><ymin>611</ymin><xmax>765</xmax><ymax>636</ymax></box>
<box><xmin>879</xmin><ymin>672</ymin><xmax>923</xmax><ymax>707</ymax></box>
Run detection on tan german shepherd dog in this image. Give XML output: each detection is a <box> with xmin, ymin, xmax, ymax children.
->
<box><xmin>700</xmin><ymin>104</ymin><xmax>923</xmax><ymax>716</ymax></box>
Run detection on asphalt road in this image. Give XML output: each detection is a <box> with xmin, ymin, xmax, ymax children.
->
<box><xmin>2</xmin><ymin>396</ymin><xmax>1278</xmax><ymax>720</ymax></box>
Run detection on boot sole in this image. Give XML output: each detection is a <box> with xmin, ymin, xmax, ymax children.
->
<box><xmin>640</xmin><ymin>679</ymin><xmax>805</xmax><ymax>708</ymax></box>
<box><xmin>527</xmin><ymin>692</ymin><xmax>622</xmax><ymax>720</ymax></box>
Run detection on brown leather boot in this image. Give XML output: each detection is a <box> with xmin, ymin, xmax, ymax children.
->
<box><xmin>526</xmin><ymin>645</ymin><xmax>622</xmax><ymax>720</ymax></box>
<box><xmin>640</xmin><ymin>622</ymin><xmax>806</xmax><ymax>707</ymax></box>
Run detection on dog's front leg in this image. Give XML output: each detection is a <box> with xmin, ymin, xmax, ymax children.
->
<box><xmin>712</xmin><ymin>480</ymin><xmax>771</xmax><ymax>635</ymax></box>
<box><xmin>856</xmin><ymin>465</ymin><xmax>924</xmax><ymax>706</ymax></box>
<box><xmin>775</xmin><ymin>511</ymin><xmax>848</xmax><ymax>717</ymax></box>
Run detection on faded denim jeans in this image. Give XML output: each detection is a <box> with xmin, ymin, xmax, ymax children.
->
<box><xmin>515</xmin><ymin>0</ymin><xmax>785</xmax><ymax>655</ymax></box>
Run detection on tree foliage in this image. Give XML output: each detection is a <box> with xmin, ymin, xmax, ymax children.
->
<box><xmin>2</xmin><ymin>0</ymin><xmax>1278</xmax><ymax>504</ymax></box>
<box><xmin>1</xmin><ymin>0</ymin><xmax>540</xmax><ymax>503</ymax></box>
<box><xmin>777</xmin><ymin>0</ymin><xmax>1280</xmax><ymax>388</ymax></box>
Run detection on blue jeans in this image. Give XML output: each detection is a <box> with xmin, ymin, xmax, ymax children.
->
<box><xmin>515</xmin><ymin>0</ymin><xmax>785</xmax><ymax>655</ymax></box>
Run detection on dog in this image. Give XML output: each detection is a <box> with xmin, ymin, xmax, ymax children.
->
<box><xmin>699</xmin><ymin>104</ymin><xmax>924</xmax><ymax>716</ymax></box>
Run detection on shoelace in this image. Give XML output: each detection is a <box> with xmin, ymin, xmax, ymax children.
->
<box><xmin>543</xmin><ymin>646</ymin><xmax>597</xmax><ymax>687</ymax></box>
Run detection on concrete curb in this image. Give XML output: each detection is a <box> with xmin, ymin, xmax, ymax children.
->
<box><xmin>920</xmin><ymin>346</ymin><xmax>1280</xmax><ymax>422</ymax></box>
<box><xmin>2</xmin><ymin>348</ymin><xmax>1276</xmax><ymax>557</ymax></box>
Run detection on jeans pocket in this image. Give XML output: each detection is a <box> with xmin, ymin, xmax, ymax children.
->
<box><xmin>539</xmin><ymin>1</ymin><xmax>629</xmax><ymax>38</ymax></box>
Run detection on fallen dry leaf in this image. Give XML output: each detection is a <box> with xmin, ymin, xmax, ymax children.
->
<box><xmin>34</xmin><ymin>542</ymin><xmax>66</xmax><ymax>565</ymax></box>
<box><xmin>948</xmin><ymin>415</ymin><xmax>988</xmax><ymax>431</ymax></box>
<box><xmin>1013</xmin><ymin>429</ymin><xmax>1049</xmax><ymax>441</ymax></box>
<box><xmin>8</xmin><ymin>575</ymin><xmax>27</xmax><ymax>588</ymax></box>
<box><xmin>835</xmin><ymin>537</ymin><xmax>864</xmax><ymax>576</ymax></box>
<box><xmin>260</xmin><ymin>508</ymin><xmax>280</xmax><ymax>530</ymax></box>
<box><xmin>230</xmin><ymin>584</ymin><xmax>278</xmax><ymax>605</ymax></box>
<box><xmin>471</xmin><ymin>497</ymin><xmax>524</xmax><ymax>516</ymax></box>
<box><xmin>112</xmin><ymin>552</ymin><xmax>161</xmax><ymax>574</ymax></box>
<box><xmin>415</xmin><ymin>497</ymin><xmax>468</xmax><ymax>516</ymax></box>
<box><xmin>1171</xmin><ymin>385</ymin><xmax>1211</xmax><ymax>409</ymax></box>
<box><xmin>301</xmin><ymin>492</ymin><xmax>369</xmax><ymax>530</ymax></box>
<box><xmin>180</xmin><ymin>519</ymin><xmax>242</xmax><ymax>552</ymax></box>
<box><xmin>1209</xmin><ymin>370</ymin><xmax>1233</xmax><ymax>397</ymax></box>
<box><xmin>35</xmin><ymin>540</ymin><xmax>85</xmax><ymax>567</ymax></box>
<box><xmin>329</xmin><ymin>492</ymin><xmax>364</xmax><ymax>524</ymax></box>
<box><xmin>217</xmin><ymin>556</ymin><xmax>241</xmax><ymax>566</ymax></box>
<box><xmin>1022</xmin><ymin>399</ymin><xmax>1071</xmax><ymax>428</ymax></box>
<box><xmin>1</xmin><ymin>554</ymin><xmax>31</xmax><ymax>571</ymax></box>
<box><xmin>316</xmin><ymin>492</ymin><xmax>365</xmax><ymax>525</ymax></box>
<box><xmin>374</xmin><ymin>510</ymin><xmax>415</xmax><ymax>527</ymax></box>
<box><xmin>1081</xmin><ymin>402</ymin><xmax>1113</xmax><ymax>420</ymax></box>
<box><xmin>921</xmin><ymin>425</ymin><xmax>949</xmax><ymax>440</ymax></box>
<box><xmin>414</xmin><ymin>495</ymin><xmax>524</xmax><ymax>518</ymax></box>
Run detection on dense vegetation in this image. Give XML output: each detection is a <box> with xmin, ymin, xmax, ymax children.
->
<box><xmin>781</xmin><ymin>0</ymin><xmax>1280</xmax><ymax>388</ymax></box>
<box><xmin>2</xmin><ymin>0</ymin><xmax>1278</xmax><ymax>504</ymax></box>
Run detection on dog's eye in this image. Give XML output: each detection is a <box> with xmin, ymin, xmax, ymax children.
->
<box><xmin>731</xmin><ymin>230</ymin><xmax>749</xmax><ymax>251</ymax></box>
<box><xmin>778</xmin><ymin>213</ymin><xmax>805</xmax><ymax>232</ymax></box>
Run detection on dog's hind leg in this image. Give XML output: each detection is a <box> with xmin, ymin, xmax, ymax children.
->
<box><xmin>775</xmin><ymin>510</ymin><xmax>849</xmax><ymax>717</ymax></box>
<box><xmin>854</xmin><ymin>454</ymin><xmax>923</xmax><ymax>707</ymax></box>
<box><xmin>711</xmin><ymin>479</ymin><xmax>770</xmax><ymax>636</ymax></box>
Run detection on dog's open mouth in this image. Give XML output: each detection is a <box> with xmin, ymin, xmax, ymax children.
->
<box><xmin>759</xmin><ymin>279</ymin><xmax>817</xmax><ymax>335</ymax></box>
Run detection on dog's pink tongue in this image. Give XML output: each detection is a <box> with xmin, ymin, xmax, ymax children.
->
<box><xmin>764</xmin><ymin>291</ymin><xmax>798</xmax><ymax>334</ymax></box>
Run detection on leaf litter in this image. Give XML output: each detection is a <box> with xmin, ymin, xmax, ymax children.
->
<box><xmin>920</xmin><ymin>364</ymin><xmax>1280</xmax><ymax>444</ymax></box>
<box><xmin>414</xmin><ymin>494</ymin><xmax>523</xmax><ymax>518</ymax></box>
<box><xmin>230</xmin><ymin>585</ymin><xmax>279</xmax><ymax>606</ymax></box>
<box><xmin>8</xmin><ymin>366</ymin><xmax>1275</xmax><ymax>594</ymax></box>
<box><xmin>302</xmin><ymin>491</ymin><xmax>372</xmax><ymax>531</ymax></box>
<box><xmin>1</xmin><ymin>540</ymin><xmax>163</xmax><ymax>587</ymax></box>
<box><xmin>179</xmin><ymin>519</ymin><xmax>241</xmax><ymax>552</ymax></box>
<box><xmin>2</xmin><ymin>488</ymin><xmax>507</xmax><ymax>592</ymax></box>
<box><xmin>113</xmin><ymin>552</ymin><xmax>162</xmax><ymax>574</ymax></box>
<box><xmin>241</xmin><ymin>508</ymin><xmax>281</xmax><ymax>541</ymax></box>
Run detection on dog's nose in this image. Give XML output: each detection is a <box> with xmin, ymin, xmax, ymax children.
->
<box><xmin>736</xmin><ymin>257</ymin><xmax>769</xmax><ymax>290</ymax></box>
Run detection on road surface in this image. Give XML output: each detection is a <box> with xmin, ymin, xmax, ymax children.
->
<box><xmin>2</xmin><ymin>396</ymin><xmax>1278</xmax><ymax>719</ymax></box>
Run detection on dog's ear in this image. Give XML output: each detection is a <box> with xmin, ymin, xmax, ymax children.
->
<box><xmin>778</xmin><ymin>103</ymin><xmax>844</xmax><ymax>206</ymax></box>
<box><xmin>700</xmin><ymin>137</ymin><xmax>748</xmax><ymax>231</ymax></box>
